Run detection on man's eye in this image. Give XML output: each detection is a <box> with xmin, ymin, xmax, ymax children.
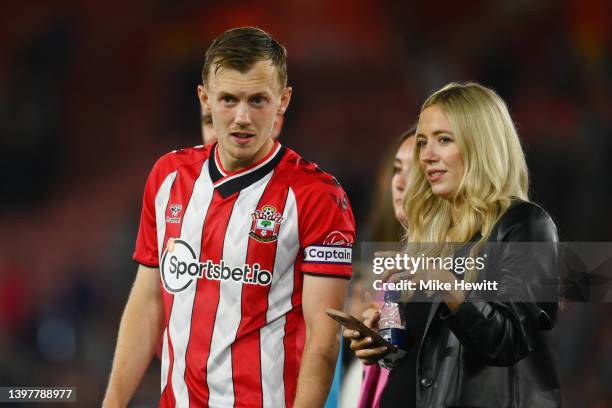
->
<box><xmin>222</xmin><ymin>96</ymin><xmax>235</xmax><ymax>103</ymax></box>
<box><xmin>251</xmin><ymin>96</ymin><xmax>265</xmax><ymax>105</ymax></box>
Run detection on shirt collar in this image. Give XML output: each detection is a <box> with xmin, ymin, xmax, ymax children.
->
<box><xmin>209</xmin><ymin>141</ymin><xmax>286</xmax><ymax>198</ymax></box>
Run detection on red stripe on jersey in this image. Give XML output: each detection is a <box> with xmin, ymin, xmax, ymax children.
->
<box><xmin>231</xmin><ymin>172</ymin><xmax>289</xmax><ymax>408</ymax></box>
<box><xmin>185</xmin><ymin>191</ymin><xmax>239</xmax><ymax>407</ymax></box>
<box><xmin>283</xmin><ymin>262</ymin><xmax>306</xmax><ymax>407</ymax></box>
<box><xmin>159</xmin><ymin>163</ymin><xmax>204</xmax><ymax>407</ymax></box>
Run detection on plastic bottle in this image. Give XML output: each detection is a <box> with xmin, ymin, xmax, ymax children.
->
<box><xmin>378</xmin><ymin>290</ymin><xmax>407</xmax><ymax>350</ymax></box>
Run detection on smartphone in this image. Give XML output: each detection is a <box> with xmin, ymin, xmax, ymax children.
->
<box><xmin>326</xmin><ymin>308</ymin><xmax>398</xmax><ymax>352</ymax></box>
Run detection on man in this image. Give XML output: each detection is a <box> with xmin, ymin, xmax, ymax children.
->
<box><xmin>198</xmin><ymin>90</ymin><xmax>284</xmax><ymax>144</ymax></box>
<box><xmin>103</xmin><ymin>27</ymin><xmax>355</xmax><ymax>408</ymax></box>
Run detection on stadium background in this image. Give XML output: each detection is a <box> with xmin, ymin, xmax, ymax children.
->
<box><xmin>0</xmin><ymin>1</ymin><xmax>610</xmax><ymax>406</ymax></box>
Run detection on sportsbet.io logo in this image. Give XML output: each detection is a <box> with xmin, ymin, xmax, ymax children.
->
<box><xmin>160</xmin><ymin>238</ymin><xmax>272</xmax><ymax>293</ymax></box>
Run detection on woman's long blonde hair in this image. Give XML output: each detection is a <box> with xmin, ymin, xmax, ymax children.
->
<box><xmin>405</xmin><ymin>82</ymin><xmax>529</xmax><ymax>272</ymax></box>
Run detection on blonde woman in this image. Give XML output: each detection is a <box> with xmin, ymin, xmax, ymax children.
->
<box><xmin>348</xmin><ymin>82</ymin><xmax>560</xmax><ymax>407</ymax></box>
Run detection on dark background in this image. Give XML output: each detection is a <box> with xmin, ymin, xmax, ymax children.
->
<box><xmin>0</xmin><ymin>1</ymin><xmax>610</xmax><ymax>406</ymax></box>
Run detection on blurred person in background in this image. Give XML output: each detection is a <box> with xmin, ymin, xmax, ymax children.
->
<box><xmin>103</xmin><ymin>27</ymin><xmax>355</xmax><ymax>408</ymax></box>
<box><xmin>341</xmin><ymin>126</ymin><xmax>416</xmax><ymax>408</ymax></box>
<box><xmin>198</xmin><ymin>91</ymin><xmax>284</xmax><ymax>145</ymax></box>
<box><xmin>346</xmin><ymin>82</ymin><xmax>560</xmax><ymax>407</ymax></box>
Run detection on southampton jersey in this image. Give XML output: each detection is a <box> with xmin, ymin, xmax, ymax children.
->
<box><xmin>133</xmin><ymin>142</ymin><xmax>355</xmax><ymax>408</ymax></box>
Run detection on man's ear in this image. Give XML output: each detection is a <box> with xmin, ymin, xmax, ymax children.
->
<box><xmin>197</xmin><ymin>84</ymin><xmax>211</xmax><ymax>113</ymax></box>
<box><xmin>278</xmin><ymin>86</ymin><xmax>292</xmax><ymax>115</ymax></box>
<box><xmin>271</xmin><ymin>114</ymin><xmax>284</xmax><ymax>139</ymax></box>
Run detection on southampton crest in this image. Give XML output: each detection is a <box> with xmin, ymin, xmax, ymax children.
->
<box><xmin>166</xmin><ymin>203</ymin><xmax>182</xmax><ymax>224</ymax></box>
<box><xmin>250</xmin><ymin>205</ymin><xmax>283</xmax><ymax>243</ymax></box>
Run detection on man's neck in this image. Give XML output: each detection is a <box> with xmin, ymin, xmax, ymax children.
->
<box><xmin>218</xmin><ymin>139</ymin><xmax>275</xmax><ymax>173</ymax></box>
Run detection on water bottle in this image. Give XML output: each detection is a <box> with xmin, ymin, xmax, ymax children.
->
<box><xmin>378</xmin><ymin>290</ymin><xmax>407</xmax><ymax>350</ymax></box>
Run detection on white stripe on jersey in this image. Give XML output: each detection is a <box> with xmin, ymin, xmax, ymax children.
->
<box><xmin>261</xmin><ymin>187</ymin><xmax>299</xmax><ymax>407</ymax></box>
<box><xmin>161</xmin><ymin>327</ymin><xmax>170</xmax><ymax>391</ymax></box>
<box><xmin>206</xmin><ymin>171</ymin><xmax>275</xmax><ymax>407</ymax></box>
<box><xmin>154</xmin><ymin>171</ymin><xmax>176</xmax><ymax>394</ymax></box>
<box><xmin>155</xmin><ymin>171</ymin><xmax>178</xmax><ymax>263</ymax></box>
<box><xmin>166</xmin><ymin>160</ymin><xmax>214</xmax><ymax>406</ymax></box>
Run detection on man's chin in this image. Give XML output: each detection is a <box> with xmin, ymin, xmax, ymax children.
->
<box><xmin>224</xmin><ymin>144</ymin><xmax>260</xmax><ymax>162</ymax></box>
<box><xmin>219</xmin><ymin>137</ymin><xmax>273</xmax><ymax>165</ymax></box>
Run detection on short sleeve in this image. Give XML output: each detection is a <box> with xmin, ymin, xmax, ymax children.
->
<box><xmin>133</xmin><ymin>161</ymin><xmax>165</xmax><ymax>267</ymax></box>
<box><xmin>297</xmin><ymin>178</ymin><xmax>356</xmax><ymax>279</ymax></box>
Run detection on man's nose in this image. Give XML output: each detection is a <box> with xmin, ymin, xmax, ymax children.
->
<box><xmin>234</xmin><ymin>103</ymin><xmax>251</xmax><ymax>126</ymax></box>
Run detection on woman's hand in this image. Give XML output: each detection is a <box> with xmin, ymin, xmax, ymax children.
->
<box><xmin>375</xmin><ymin>250</ymin><xmax>465</xmax><ymax>310</ymax></box>
<box><xmin>343</xmin><ymin>307</ymin><xmax>389</xmax><ymax>365</ymax></box>
<box><xmin>407</xmin><ymin>266</ymin><xmax>465</xmax><ymax>310</ymax></box>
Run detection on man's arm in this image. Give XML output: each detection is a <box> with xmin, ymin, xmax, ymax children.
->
<box><xmin>293</xmin><ymin>275</ymin><xmax>349</xmax><ymax>408</ymax></box>
<box><xmin>102</xmin><ymin>265</ymin><xmax>164</xmax><ymax>408</ymax></box>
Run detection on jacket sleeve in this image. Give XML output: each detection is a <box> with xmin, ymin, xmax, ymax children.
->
<box><xmin>439</xmin><ymin>203</ymin><xmax>559</xmax><ymax>366</ymax></box>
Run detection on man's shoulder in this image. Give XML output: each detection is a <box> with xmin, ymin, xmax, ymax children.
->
<box><xmin>150</xmin><ymin>144</ymin><xmax>212</xmax><ymax>178</ymax></box>
<box><xmin>281</xmin><ymin>148</ymin><xmax>344</xmax><ymax>192</ymax></box>
<box><xmin>279</xmin><ymin>148</ymin><xmax>351</xmax><ymax>215</ymax></box>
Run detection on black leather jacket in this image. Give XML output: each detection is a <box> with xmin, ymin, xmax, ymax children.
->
<box><xmin>415</xmin><ymin>201</ymin><xmax>560</xmax><ymax>408</ymax></box>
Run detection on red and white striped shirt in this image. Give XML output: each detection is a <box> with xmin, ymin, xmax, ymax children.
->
<box><xmin>133</xmin><ymin>142</ymin><xmax>355</xmax><ymax>408</ymax></box>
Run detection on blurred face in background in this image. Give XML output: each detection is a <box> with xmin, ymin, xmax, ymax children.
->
<box><xmin>417</xmin><ymin>105</ymin><xmax>464</xmax><ymax>200</ymax></box>
<box><xmin>200</xmin><ymin>110</ymin><xmax>216</xmax><ymax>144</ymax></box>
<box><xmin>391</xmin><ymin>136</ymin><xmax>415</xmax><ymax>225</ymax></box>
<box><xmin>198</xmin><ymin>60</ymin><xmax>291</xmax><ymax>170</ymax></box>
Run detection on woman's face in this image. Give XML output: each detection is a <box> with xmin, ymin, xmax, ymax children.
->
<box><xmin>391</xmin><ymin>136</ymin><xmax>415</xmax><ymax>224</ymax></box>
<box><xmin>416</xmin><ymin>105</ymin><xmax>464</xmax><ymax>200</ymax></box>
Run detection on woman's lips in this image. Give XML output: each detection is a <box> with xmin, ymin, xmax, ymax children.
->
<box><xmin>427</xmin><ymin>169</ymin><xmax>446</xmax><ymax>182</ymax></box>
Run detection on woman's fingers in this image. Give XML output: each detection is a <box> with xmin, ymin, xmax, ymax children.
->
<box><xmin>349</xmin><ymin>336</ymin><xmax>374</xmax><ymax>351</ymax></box>
<box><xmin>363</xmin><ymin>310</ymin><xmax>381</xmax><ymax>329</ymax></box>
<box><xmin>343</xmin><ymin>328</ymin><xmax>362</xmax><ymax>339</ymax></box>
<box><xmin>355</xmin><ymin>345</ymin><xmax>389</xmax><ymax>364</ymax></box>
<box><xmin>342</xmin><ymin>307</ymin><xmax>387</xmax><ymax>363</ymax></box>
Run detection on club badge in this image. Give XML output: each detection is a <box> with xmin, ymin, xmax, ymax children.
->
<box><xmin>250</xmin><ymin>205</ymin><xmax>283</xmax><ymax>243</ymax></box>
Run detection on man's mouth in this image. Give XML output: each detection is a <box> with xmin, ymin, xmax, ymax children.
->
<box><xmin>230</xmin><ymin>131</ymin><xmax>255</xmax><ymax>145</ymax></box>
<box><xmin>230</xmin><ymin>132</ymin><xmax>255</xmax><ymax>139</ymax></box>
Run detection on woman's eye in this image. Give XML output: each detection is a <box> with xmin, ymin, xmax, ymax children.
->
<box><xmin>392</xmin><ymin>165</ymin><xmax>401</xmax><ymax>175</ymax></box>
<box><xmin>416</xmin><ymin>139</ymin><xmax>427</xmax><ymax>147</ymax></box>
<box><xmin>439</xmin><ymin>136</ymin><xmax>452</xmax><ymax>144</ymax></box>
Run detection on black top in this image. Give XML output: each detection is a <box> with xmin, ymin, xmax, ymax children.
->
<box><xmin>380</xmin><ymin>301</ymin><xmax>431</xmax><ymax>408</ymax></box>
<box><xmin>414</xmin><ymin>201</ymin><xmax>560</xmax><ymax>407</ymax></box>
<box><xmin>381</xmin><ymin>200</ymin><xmax>560</xmax><ymax>407</ymax></box>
